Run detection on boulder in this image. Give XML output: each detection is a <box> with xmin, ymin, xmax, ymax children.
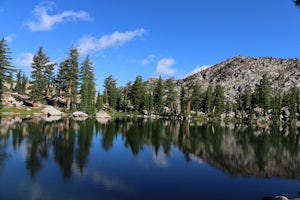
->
<box><xmin>96</xmin><ymin>111</ymin><xmax>111</xmax><ymax>119</ymax></box>
<box><xmin>73</xmin><ymin>111</ymin><xmax>88</xmax><ymax>118</ymax></box>
<box><xmin>272</xmin><ymin>196</ymin><xmax>288</xmax><ymax>200</ymax></box>
<box><xmin>42</xmin><ymin>106</ymin><xmax>62</xmax><ymax>116</ymax></box>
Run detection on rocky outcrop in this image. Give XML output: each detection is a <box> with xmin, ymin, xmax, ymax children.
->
<box><xmin>73</xmin><ymin>111</ymin><xmax>88</xmax><ymax>118</ymax></box>
<box><xmin>42</xmin><ymin>106</ymin><xmax>62</xmax><ymax>116</ymax></box>
<box><xmin>181</xmin><ymin>56</ymin><xmax>300</xmax><ymax>102</ymax></box>
<box><xmin>96</xmin><ymin>111</ymin><xmax>111</xmax><ymax>119</ymax></box>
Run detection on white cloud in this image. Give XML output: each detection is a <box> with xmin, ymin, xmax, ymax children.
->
<box><xmin>142</xmin><ymin>54</ymin><xmax>156</xmax><ymax>65</ymax></box>
<box><xmin>5</xmin><ymin>33</ymin><xmax>17</xmax><ymax>43</ymax></box>
<box><xmin>78</xmin><ymin>28</ymin><xmax>146</xmax><ymax>55</ymax></box>
<box><xmin>155</xmin><ymin>58</ymin><xmax>176</xmax><ymax>76</ymax></box>
<box><xmin>153</xmin><ymin>150</ymin><xmax>169</xmax><ymax>168</ymax></box>
<box><xmin>16</xmin><ymin>53</ymin><xmax>34</xmax><ymax>67</ymax></box>
<box><xmin>25</xmin><ymin>1</ymin><xmax>93</xmax><ymax>31</ymax></box>
<box><xmin>184</xmin><ymin>65</ymin><xmax>212</xmax><ymax>78</ymax></box>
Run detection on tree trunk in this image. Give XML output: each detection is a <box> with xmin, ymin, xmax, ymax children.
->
<box><xmin>67</xmin><ymin>85</ymin><xmax>72</xmax><ymax>110</ymax></box>
<box><xmin>46</xmin><ymin>87</ymin><xmax>50</xmax><ymax>97</ymax></box>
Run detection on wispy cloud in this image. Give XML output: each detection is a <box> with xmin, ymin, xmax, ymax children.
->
<box><xmin>153</xmin><ymin>150</ymin><xmax>169</xmax><ymax>168</ymax></box>
<box><xmin>155</xmin><ymin>58</ymin><xmax>176</xmax><ymax>76</ymax></box>
<box><xmin>184</xmin><ymin>65</ymin><xmax>212</xmax><ymax>78</ymax></box>
<box><xmin>5</xmin><ymin>33</ymin><xmax>17</xmax><ymax>43</ymax></box>
<box><xmin>25</xmin><ymin>1</ymin><xmax>93</xmax><ymax>31</ymax></box>
<box><xmin>78</xmin><ymin>28</ymin><xmax>146</xmax><ymax>55</ymax></box>
<box><xmin>16</xmin><ymin>53</ymin><xmax>34</xmax><ymax>67</ymax></box>
<box><xmin>142</xmin><ymin>54</ymin><xmax>156</xmax><ymax>65</ymax></box>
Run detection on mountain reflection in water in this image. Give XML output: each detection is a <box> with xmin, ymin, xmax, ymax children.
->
<box><xmin>1</xmin><ymin>116</ymin><xmax>299</xmax><ymax>180</ymax></box>
<box><xmin>0</xmin><ymin>116</ymin><xmax>300</xmax><ymax>200</ymax></box>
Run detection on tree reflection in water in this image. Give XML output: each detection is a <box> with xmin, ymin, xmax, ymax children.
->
<box><xmin>0</xmin><ymin>116</ymin><xmax>300</xmax><ymax>180</ymax></box>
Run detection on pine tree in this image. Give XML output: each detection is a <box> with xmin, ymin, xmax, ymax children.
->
<box><xmin>29</xmin><ymin>46</ymin><xmax>55</xmax><ymax>103</ymax></box>
<box><xmin>15</xmin><ymin>69</ymin><xmax>22</xmax><ymax>94</ymax></box>
<box><xmin>15</xmin><ymin>69</ymin><xmax>28</xmax><ymax>94</ymax></box>
<box><xmin>0</xmin><ymin>38</ymin><xmax>15</xmax><ymax>108</ymax></box>
<box><xmin>213</xmin><ymin>85</ymin><xmax>225</xmax><ymax>116</ymax></box>
<box><xmin>131</xmin><ymin>75</ymin><xmax>143</xmax><ymax>111</ymax></box>
<box><xmin>254</xmin><ymin>73</ymin><xmax>271</xmax><ymax>110</ymax></box>
<box><xmin>95</xmin><ymin>91</ymin><xmax>103</xmax><ymax>111</ymax></box>
<box><xmin>165</xmin><ymin>77</ymin><xmax>177</xmax><ymax>111</ymax></box>
<box><xmin>103</xmin><ymin>75</ymin><xmax>117</xmax><ymax>109</ymax></box>
<box><xmin>153</xmin><ymin>76</ymin><xmax>164</xmax><ymax>113</ymax></box>
<box><xmin>203</xmin><ymin>86</ymin><xmax>213</xmax><ymax>115</ymax></box>
<box><xmin>180</xmin><ymin>85</ymin><xmax>187</xmax><ymax>115</ymax></box>
<box><xmin>191</xmin><ymin>82</ymin><xmax>201</xmax><ymax>113</ymax></box>
<box><xmin>289</xmin><ymin>86</ymin><xmax>299</xmax><ymax>121</ymax></box>
<box><xmin>272</xmin><ymin>94</ymin><xmax>282</xmax><ymax>123</ymax></box>
<box><xmin>56</xmin><ymin>47</ymin><xmax>79</xmax><ymax>110</ymax></box>
<box><xmin>79</xmin><ymin>56</ymin><xmax>96</xmax><ymax>114</ymax></box>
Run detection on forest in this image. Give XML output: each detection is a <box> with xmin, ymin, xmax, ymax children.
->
<box><xmin>1</xmin><ymin>37</ymin><xmax>300</xmax><ymax>124</ymax></box>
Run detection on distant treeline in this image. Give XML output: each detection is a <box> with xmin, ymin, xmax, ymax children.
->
<box><xmin>1</xmin><ymin>38</ymin><xmax>300</xmax><ymax>122</ymax></box>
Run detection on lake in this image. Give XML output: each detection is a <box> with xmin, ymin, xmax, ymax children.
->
<box><xmin>0</xmin><ymin>116</ymin><xmax>300</xmax><ymax>200</ymax></box>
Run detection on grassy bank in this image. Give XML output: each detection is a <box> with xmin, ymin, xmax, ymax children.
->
<box><xmin>0</xmin><ymin>107</ymin><xmax>43</xmax><ymax>116</ymax></box>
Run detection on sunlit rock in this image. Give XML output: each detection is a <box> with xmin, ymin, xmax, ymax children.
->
<box><xmin>42</xmin><ymin>106</ymin><xmax>62</xmax><ymax>116</ymax></box>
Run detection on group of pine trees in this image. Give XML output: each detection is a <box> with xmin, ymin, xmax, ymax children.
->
<box><xmin>0</xmin><ymin>38</ymin><xmax>96</xmax><ymax>114</ymax></box>
<box><xmin>1</xmin><ymin>37</ymin><xmax>300</xmax><ymax>121</ymax></box>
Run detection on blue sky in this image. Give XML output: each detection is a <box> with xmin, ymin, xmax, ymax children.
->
<box><xmin>1</xmin><ymin>0</ymin><xmax>300</xmax><ymax>91</ymax></box>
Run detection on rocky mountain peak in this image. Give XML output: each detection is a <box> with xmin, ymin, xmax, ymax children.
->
<box><xmin>181</xmin><ymin>56</ymin><xmax>300</xmax><ymax>102</ymax></box>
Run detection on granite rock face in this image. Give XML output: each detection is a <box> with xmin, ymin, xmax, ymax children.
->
<box><xmin>180</xmin><ymin>56</ymin><xmax>300</xmax><ymax>102</ymax></box>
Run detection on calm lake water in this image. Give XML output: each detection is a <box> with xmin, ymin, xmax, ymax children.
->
<box><xmin>0</xmin><ymin>116</ymin><xmax>300</xmax><ymax>200</ymax></box>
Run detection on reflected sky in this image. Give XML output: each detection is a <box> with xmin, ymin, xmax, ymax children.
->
<box><xmin>0</xmin><ymin>117</ymin><xmax>300</xmax><ymax>200</ymax></box>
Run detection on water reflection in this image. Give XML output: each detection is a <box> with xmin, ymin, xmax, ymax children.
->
<box><xmin>1</xmin><ymin>116</ymin><xmax>300</xmax><ymax>181</ymax></box>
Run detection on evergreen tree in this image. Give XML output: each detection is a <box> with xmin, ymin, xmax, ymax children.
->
<box><xmin>15</xmin><ymin>69</ymin><xmax>28</xmax><ymax>94</ymax></box>
<box><xmin>165</xmin><ymin>77</ymin><xmax>177</xmax><ymax>111</ymax></box>
<box><xmin>79</xmin><ymin>56</ymin><xmax>96</xmax><ymax>114</ymax></box>
<box><xmin>56</xmin><ymin>47</ymin><xmax>79</xmax><ymax>110</ymax></box>
<box><xmin>29</xmin><ymin>46</ymin><xmax>55</xmax><ymax>103</ymax></box>
<box><xmin>15</xmin><ymin>69</ymin><xmax>22</xmax><ymax>94</ymax></box>
<box><xmin>95</xmin><ymin>91</ymin><xmax>103</xmax><ymax>111</ymax></box>
<box><xmin>153</xmin><ymin>76</ymin><xmax>164</xmax><ymax>113</ymax></box>
<box><xmin>131</xmin><ymin>75</ymin><xmax>143</xmax><ymax>111</ymax></box>
<box><xmin>144</xmin><ymin>91</ymin><xmax>154</xmax><ymax>113</ymax></box>
<box><xmin>103</xmin><ymin>75</ymin><xmax>117</xmax><ymax>109</ymax></box>
<box><xmin>123</xmin><ymin>81</ymin><xmax>132</xmax><ymax>112</ymax></box>
<box><xmin>241</xmin><ymin>88</ymin><xmax>252</xmax><ymax>111</ymax></box>
<box><xmin>0</xmin><ymin>38</ymin><xmax>15</xmax><ymax>108</ymax></box>
<box><xmin>191</xmin><ymin>82</ymin><xmax>201</xmax><ymax>113</ymax></box>
<box><xmin>213</xmin><ymin>85</ymin><xmax>225</xmax><ymax>116</ymax></box>
<box><xmin>272</xmin><ymin>94</ymin><xmax>282</xmax><ymax>123</ymax></box>
<box><xmin>289</xmin><ymin>86</ymin><xmax>299</xmax><ymax>121</ymax></box>
<box><xmin>203</xmin><ymin>86</ymin><xmax>213</xmax><ymax>115</ymax></box>
<box><xmin>180</xmin><ymin>85</ymin><xmax>187</xmax><ymax>114</ymax></box>
<box><xmin>254</xmin><ymin>73</ymin><xmax>271</xmax><ymax>110</ymax></box>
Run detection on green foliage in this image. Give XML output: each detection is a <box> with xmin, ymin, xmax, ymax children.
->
<box><xmin>153</xmin><ymin>76</ymin><xmax>164</xmax><ymax>112</ymax></box>
<box><xmin>29</xmin><ymin>46</ymin><xmax>55</xmax><ymax>103</ymax></box>
<box><xmin>103</xmin><ymin>75</ymin><xmax>117</xmax><ymax>109</ymax></box>
<box><xmin>56</xmin><ymin>47</ymin><xmax>79</xmax><ymax>110</ymax></box>
<box><xmin>213</xmin><ymin>85</ymin><xmax>225</xmax><ymax>117</ymax></box>
<box><xmin>79</xmin><ymin>56</ymin><xmax>96</xmax><ymax>115</ymax></box>
<box><xmin>0</xmin><ymin>38</ymin><xmax>15</xmax><ymax>108</ymax></box>
<box><xmin>131</xmin><ymin>75</ymin><xmax>143</xmax><ymax>111</ymax></box>
<box><xmin>253</xmin><ymin>73</ymin><xmax>271</xmax><ymax>110</ymax></box>
<box><xmin>15</xmin><ymin>69</ymin><xmax>28</xmax><ymax>94</ymax></box>
<box><xmin>165</xmin><ymin>77</ymin><xmax>177</xmax><ymax>111</ymax></box>
<box><xmin>203</xmin><ymin>86</ymin><xmax>213</xmax><ymax>114</ymax></box>
<box><xmin>180</xmin><ymin>85</ymin><xmax>187</xmax><ymax>114</ymax></box>
<box><xmin>288</xmin><ymin>86</ymin><xmax>299</xmax><ymax>121</ymax></box>
<box><xmin>191</xmin><ymin>82</ymin><xmax>201</xmax><ymax>113</ymax></box>
<box><xmin>95</xmin><ymin>91</ymin><xmax>103</xmax><ymax>111</ymax></box>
